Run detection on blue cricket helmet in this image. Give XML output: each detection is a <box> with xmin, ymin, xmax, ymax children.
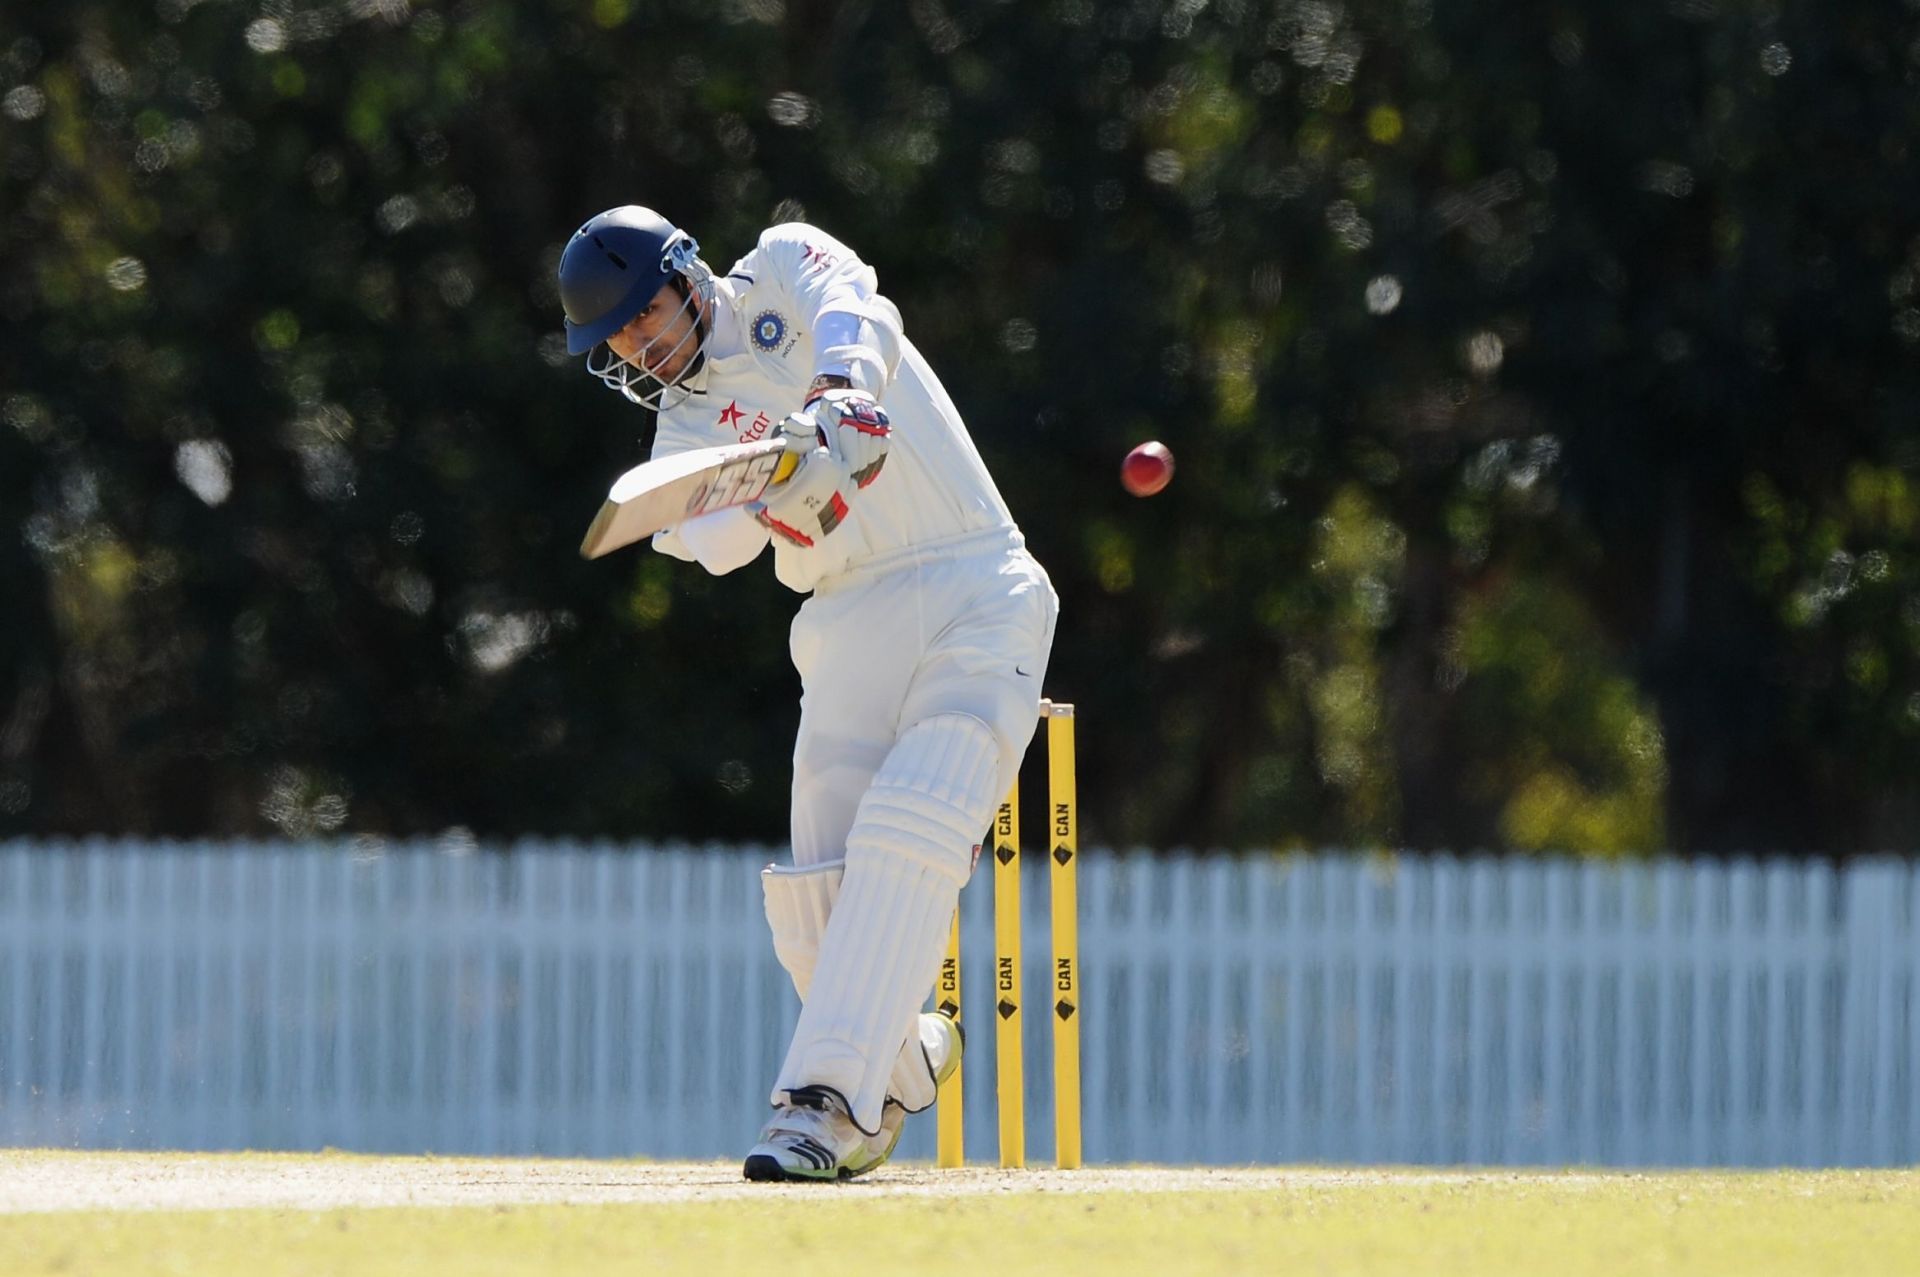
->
<box><xmin>558</xmin><ymin>206</ymin><xmax>716</xmax><ymax>410</ymax></box>
<box><xmin>558</xmin><ymin>206</ymin><xmax>700</xmax><ymax>355</ymax></box>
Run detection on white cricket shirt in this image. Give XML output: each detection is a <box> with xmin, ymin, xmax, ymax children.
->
<box><xmin>648</xmin><ymin>224</ymin><xmax>1018</xmax><ymax>593</ymax></box>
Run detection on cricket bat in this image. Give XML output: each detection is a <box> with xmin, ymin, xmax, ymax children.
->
<box><xmin>578</xmin><ymin>434</ymin><xmax>809</xmax><ymax>559</ymax></box>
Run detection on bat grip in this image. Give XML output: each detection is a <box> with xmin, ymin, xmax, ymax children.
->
<box><xmin>771</xmin><ymin>414</ymin><xmax>825</xmax><ymax>484</ymax></box>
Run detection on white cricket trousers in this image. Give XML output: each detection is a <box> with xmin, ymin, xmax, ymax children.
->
<box><xmin>787</xmin><ymin>533</ymin><xmax>1058</xmax><ymax>872</ymax></box>
<box><xmin>770</xmin><ymin>532</ymin><xmax>1056</xmax><ymax>1129</ymax></box>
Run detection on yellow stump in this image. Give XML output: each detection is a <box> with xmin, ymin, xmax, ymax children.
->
<box><xmin>1048</xmin><ymin>703</ymin><xmax>1082</xmax><ymax>1169</ymax></box>
<box><xmin>993</xmin><ymin>778</ymin><xmax>1025</xmax><ymax>1169</ymax></box>
<box><xmin>935</xmin><ymin>911</ymin><xmax>964</xmax><ymax>1167</ymax></box>
<box><xmin>936</xmin><ymin>699</ymin><xmax>1079</xmax><ymax>1171</ymax></box>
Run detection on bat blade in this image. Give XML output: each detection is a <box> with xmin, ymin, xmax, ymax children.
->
<box><xmin>579</xmin><ymin>437</ymin><xmax>800</xmax><ymax>560</ymax></box>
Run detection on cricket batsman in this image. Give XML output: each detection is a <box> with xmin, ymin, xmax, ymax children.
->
<box><xmin>556</xmin><ymin>206</ymin><xmax>1058</xmax><ymax>1180</ymax></box>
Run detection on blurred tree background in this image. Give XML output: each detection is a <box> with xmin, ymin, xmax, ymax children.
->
<box><xmin>3</xmin><ymin>0</ymin><xmax>1917</xmax><ymax>857</ymax></box>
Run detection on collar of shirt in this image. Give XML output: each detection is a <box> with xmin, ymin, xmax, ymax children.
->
<box><xmin>671</xmin><ymin>274</ymin><xmax>747</xmax><ymax>400</ymax></box>
<box><xmin>701</xmin><ymin>273</ymin><xmax>748</xmax><ymax>363</ymax></box>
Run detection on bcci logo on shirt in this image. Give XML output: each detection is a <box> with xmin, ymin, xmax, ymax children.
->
<box><xmin>751</xmin><ymin>310</ymin><xmax>793</xmax><ymax>355</ymax></box>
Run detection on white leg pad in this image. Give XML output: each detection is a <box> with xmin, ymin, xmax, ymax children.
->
<box><xmin>772</xmin><ymin>712</ymin><xmax>1004</xmax><ymax>1132</ymax></box>
<box><xmin>762</xmin><ymin>860</ymin><xmax>957</xmax><ymax>1114</ymax></box>
<box><xmin>889</xmin><ymin>1012</ymin><xmax>951</xmax><ymax>1115</ymax></box>
<box><xmin>761</xmin><ymin>859</ymin><xmax>843</xmax><ymax>998</ymax></box>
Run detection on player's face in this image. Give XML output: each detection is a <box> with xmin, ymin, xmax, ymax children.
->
<box><xmin>607</xmin><ymin>282</ymin><xmax>703</xmax><ymax>385</ymax></box>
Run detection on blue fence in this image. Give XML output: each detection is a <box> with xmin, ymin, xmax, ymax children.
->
<box><xmin>0</xmin><ymin>840</ymin><xmax>1914</xmax><ymax>1166</ymax></box>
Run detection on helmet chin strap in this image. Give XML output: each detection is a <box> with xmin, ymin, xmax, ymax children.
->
<box><xmin>587</xmin><ymin>257</ymin><xmax>715</xmax><ymax>412</ymax></box>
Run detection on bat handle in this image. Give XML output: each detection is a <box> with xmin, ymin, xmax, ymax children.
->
<box><xmin>771</xmin><ymin>413</ymin><xmax>824</xmax><ymax>484</ymax></box>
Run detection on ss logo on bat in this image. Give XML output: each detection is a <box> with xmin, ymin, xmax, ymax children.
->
<box><xmin>685</xmin><ymin>451</ymin><xmax>781</xmax><ymax>517</ymax></box>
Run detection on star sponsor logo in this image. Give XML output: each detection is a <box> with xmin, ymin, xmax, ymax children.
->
<box><xmin>738</xmin><ymin>409</ymin><xmax>773</xmax><ymax>443</ymax></box>
<box><xmin>717</xmin><ymin>399</ymin><xmax>774</xmax><ymax>443</ymax></box>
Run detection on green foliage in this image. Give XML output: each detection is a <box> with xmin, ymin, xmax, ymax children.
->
<box><xmin>1</xmin><ymin>2</ymin><xmax>1915</xmax><ymax>854</ymax></box>
<box><xmin>1454</xmin><ymin>578</ymin><xmax>1667</xmax><ymax>856</ymax></box>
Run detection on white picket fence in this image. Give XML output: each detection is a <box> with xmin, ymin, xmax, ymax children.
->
<box><xmin>0</xmin><ymin>839</ymin><xmax>1914</xmax><ymax>1167</ymax></box>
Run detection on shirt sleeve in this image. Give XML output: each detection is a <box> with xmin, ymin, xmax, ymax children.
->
<box><xmin>752</xmin><ymin>223</ymin><xmax>905</xmax><ymax>396</ymax></box>
<box><xmin>653</xmin><ymin>504</ymin><xmax>770</xmax><ymax>575</ymax></box>
<box><xmin>645</xmin><ymin>407</ymin><xmax>772</xmax><ymax>574</ymax></box>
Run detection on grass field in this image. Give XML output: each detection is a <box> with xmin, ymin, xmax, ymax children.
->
<box><xmin>0</xmin><ymin>1152</ymin><xmax>1915</xmax><ymax>1276</ymax></box>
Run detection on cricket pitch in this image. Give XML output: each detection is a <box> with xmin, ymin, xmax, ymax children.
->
<box><xmin>1</xmin><ymin>1151</ymin><xmax>1914</xmax><ymax>1276</ymax></box>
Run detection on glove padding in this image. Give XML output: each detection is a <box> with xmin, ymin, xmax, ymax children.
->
<box><xmin>807</xmin><ymin>387</ymin><xmax>892</xmax><ymax>491</ymax></box>
<box><xmin>752</xmin><ymin>390</ymin><xmax>891</xmax><ymax>548</ymax></box>
<box><xmin>752</xmin><ymin>418</ymin><xmax>849</xmax><ymax>549</ymax></box>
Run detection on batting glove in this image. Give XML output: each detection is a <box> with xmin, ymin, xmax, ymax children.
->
<box><xmin>751</xmin><ymin>415</ymin><xmax>850</xmax><ymax>548</ymax></box>
<box><xmin>807</xmin><ymin>387</ymin><xmax>892</xmax><ymax>491</ymax></box>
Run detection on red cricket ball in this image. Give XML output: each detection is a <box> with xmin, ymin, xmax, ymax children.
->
<box><xmin>1121</xmin><ymin>440</ymin><xmax>1175</xmax><ymax>497</ymax></box>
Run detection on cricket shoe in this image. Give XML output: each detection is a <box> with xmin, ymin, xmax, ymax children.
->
<box><xmin>865</xmin><ymin>1011</ymin><xmax>965</xmax><ymax>1170</ymax></box>
<box><xmin>742</xmin><ymin>1085</ymin><xmax>876</xmax><ymax>1182</ymax></box>
<box><xmin>742</xmin><ymin>1013</ymin><xmax>964</xmax><ymax>1183</ymax></box>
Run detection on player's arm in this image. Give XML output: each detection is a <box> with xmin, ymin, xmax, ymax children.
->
<box><xmin>647</xmin><ymin>417</ymin><xmax>772</xmax><ymax>574</ymax></box>
<box><xmin>744</xmin><ymin>227</ymin><xmax>898</xmax><ymax>546</ymax></box>
<box><xmin>755</xmin><ymin>224</ymin><xmax>905</xmax><ymax>399</ymax></box>
<box><xmin>656</xmin><ymin>505</ymin><xmax>769</xmax><ymax>575</ymax></box>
